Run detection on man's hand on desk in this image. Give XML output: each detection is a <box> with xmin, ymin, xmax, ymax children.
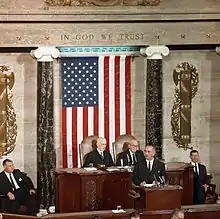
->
<box><xmin>7</xmin><ymin>192</ymin><xmax>15</xmax><ymax>200</ymax></box>
<box><xmin>140</xmin><ymin>181</ymin><xmax>146</xmax><ymax>187</ymax></box>
<box><xmin>202</xmin><ymin>184</ymin><xmax>209</xmax><ymax>192</ymax></box>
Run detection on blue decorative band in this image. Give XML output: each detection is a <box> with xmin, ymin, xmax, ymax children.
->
<box><xmin>58</xmin><ymin>46</ymin><xmax>141</xmax><ymax>56</ymax></box>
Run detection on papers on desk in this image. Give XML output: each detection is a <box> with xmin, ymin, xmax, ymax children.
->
<box><xmin>106</xmin><ymin>168</ymin><xmax>120</xmax><ymax>172</ymax></box>
<box><xmin>112</xmin><ymin>209</ymin><xmax>126</xmax><ymax>213</ymax></box>
<box><xmin>84</xmin><ymin>167</ymin><xmax>97</xmax><ymax>171</ymax></box>
<box><xmin>143</xmin><ymin>184</ymin><xmax>154</xmax><ymax>188</ymax></box>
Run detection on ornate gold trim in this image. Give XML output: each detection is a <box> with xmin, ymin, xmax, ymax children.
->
<box><xmin>171</xmin><ymin>62</ymin><xmax>199</xmax><ymax>150</ymax></box>
<box><xmin>45</xmin><ymin>0</ymin><xmax>160</xmax><ymax>6</ymax></box>
<box><xmin>0</xmin><ymin>66</ymin><xmax>17</xmax><ymax>157</ymax></box>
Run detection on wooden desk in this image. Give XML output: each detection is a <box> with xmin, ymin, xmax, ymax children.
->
<box><xmin>132</xmin><ymin>185</ymin><xmax>182</xmax><ymax>211</ymax></box>
<box><xmin>166</xmin><ymin>164</ymin><xmax>194</xmax><ymax>205</ymax></box>
<box><xmin>43</xmin><ymin>209</ymin><xmax>134</xmax><ymax>219</ymax></box>
<box><xmin>55</xmin><ymin>165</ymin><xmax>194</xmax><ymax>213</ymax></box>
<box><xmin>55</xmin><ymin>169</ymin><xmax>132</xmax><ymax>213</ymax></box>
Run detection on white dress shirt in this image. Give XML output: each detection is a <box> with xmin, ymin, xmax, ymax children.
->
<box><xmin>146</xmin><ymin>159</ymin><xmax>154</xmax><ymax>171</ymax></box>
<box><xmin>191</xmin><ymin>162</ymin><xmax>199</xmax><ymax>175</ymax></box>
<box><xmin>4</xmin><ymin>171</ymin><xmax>20</xmax><ymax>190</ymax></box>
<box><xmin>97</xmin><ymin>148</ymin><xmax>104</xmax><ymax>157</ymax></box>
<box><xmin>129</xmin><ymin>150</ymin><xmax>136</xmax><ymax>165</ymax></box>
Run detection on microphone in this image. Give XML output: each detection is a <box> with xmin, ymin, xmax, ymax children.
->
<box><xmin>153</xmin><ymin>174</ymin><xmax>159</xmax><ymax>186</ymax></box>
<box><xmin>158</xmin><ymin>171</ymin><xmax>165</xmax><ymax>185</ymax></box>
<box><xmin>162</xmin><ymin>175</ymin><xmax>166</xmax><ymax>185</ymax></box>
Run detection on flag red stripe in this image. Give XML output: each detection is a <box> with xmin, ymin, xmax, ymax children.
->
<box><xmin>104</xmin><ymin>56</ymin><xmax>110</xmax><ymax>151</ymax></box>
<box><xmin>72</xmin><ymin>107</ymin><xmax>78</xmax><ymax>167</ymax></box>
<box><xmin>114</xmin><ymin>56</ymin><xmax>120</xmax><ymax>139</ymax></box>
<box><xmin>125</xmin><ymin>56</ymin><xmax>131</xmax><ymax>134</ymax></box>
<box><xmin>93</xmin><ymin>106</ymin><xmax>99</xmax><ymax>136</ymax></box>
<box><xmin>62</xmin><ymin>108</ymin><xmax>67</xmax><ymax>168</ymax></box>
<box><xmin>83</xmin><ymin>107</ymin><xmax>88</xmax><ymax>138</ymax></box>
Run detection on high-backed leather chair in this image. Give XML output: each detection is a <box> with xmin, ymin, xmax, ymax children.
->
<box><xmin>112</xmin><ymin>134</ymin><xmax>137</xmax><ymax>163</ymax></box>
<box><xmin>79</xmin><ymin>135</ymin><xmax>98</xmax><ymax>167</ymax></box>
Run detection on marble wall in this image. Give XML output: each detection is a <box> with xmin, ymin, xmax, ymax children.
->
<box><xmin>1</xmin><ymin>49</ymin><xmax>220</xmax><ymax>193</ymax></box>
<box><xmin>132</xmin><ymin>49</ymin><xmax>220</xmax><ymax>191</ymax></box>
<box><xmin>0</xmin><ymin>52</ymin><xmax>37</xmax><ymax>186</ymax></box>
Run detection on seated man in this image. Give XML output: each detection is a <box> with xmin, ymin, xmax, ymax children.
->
<box><xmin>132</xmin><ymin>145</ymin><xmax>165</xmax><ymax>185</ymax></box>
<box><xmin>83</xmin><ymin>137</ymin><xmax>114</xmax><ymax>167</ymax></box>
<box><xmin>171</xmin><ymin>209</ymin><xmax>184</xmax><ymax>219</ymax></box>
<box><xmin>190</xmin><ymin>149</ymin><xmax>208</xmax><ymax>204</ymax></box>
<box><xmin>116</xmin><ymin>139</ymin><xmax>144</xmax><ymax>166</ymax></box>
<box><xmin>0</xmin><ymin>159</ymin><xmax>37</xmax><ymax>215</ymax></box>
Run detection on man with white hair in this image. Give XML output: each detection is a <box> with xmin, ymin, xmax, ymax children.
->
<box><xmin>116</xmin><ymin>139</ymin><xmax>144</xmax><ymax>166</ymax></box>
<box><xmin>83</xmin><ymin>137</ymin><xmax>114</xmax><ymax>167</ymax></box>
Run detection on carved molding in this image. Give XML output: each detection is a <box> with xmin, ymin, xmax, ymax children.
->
<box><xmin>45</xmin><ymin>0</ymin><xmax>160</xmax><ymax>6</ymax></box>
<box><xmin>171</xmin><ymin>62</ymin><xmax>199</xmax><ymax>150</ymax></box>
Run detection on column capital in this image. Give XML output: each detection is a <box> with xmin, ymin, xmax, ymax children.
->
<box><xmin>216</xmin><ymin>46</ymin><xmax>220</xmax><ymax>55</ymax></box>
<box><xmin>140</xmin><ymin>45</ymin><xmax>169</xmax><ymax>59</ymax></box>
<box><xmin>31</xmin><ymin>46</ymin><xmax>60</xmax><ymax>62</ymax></box>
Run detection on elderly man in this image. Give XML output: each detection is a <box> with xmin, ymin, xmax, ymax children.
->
<box><xmin>132</xmin><ymin>145</ymin><xmax>165</xmax><ymax>185</ymax></box>
<box><xmin>0</xmin><ymin>159</ymin><xmax>37</xmax><ymax>215</ymax></box>
<box><xmin>190</xmin><ymin>150</ymin><xmax>208</xmax><ymax>204</ymax></box>
<box><xmin>83</xmin><ymin>137</ymin><xmax>114</xmax><ymax>167</ymax></box>
<box><xmin>171</xmin><ymin>209</ymin><xmax>185</xmax><ymax>219</ymax></box>
<box><xmin>116</xmin><ymin>139</ymin><xmax>144</xmax><ymax>166</ymax></box>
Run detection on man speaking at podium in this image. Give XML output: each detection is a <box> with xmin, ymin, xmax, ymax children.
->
<box><xmin>132</xmin><ymin>145</ymin><xmax>166</xmax><ymax>186</ymax></box>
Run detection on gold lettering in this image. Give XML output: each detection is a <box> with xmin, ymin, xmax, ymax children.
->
<box><xmin>75</xmin><ymin>34</ymin><xmax>94</xmax><ymax>41</ymax></box>
<box><xmin>119</xmin><ymin>33</ymin><xmax>144</xmax><ymax>41</ymax></box>
<box><xmin>61</xmin><ymin>34</ymin><xmax>70</xmax><ymax>40</ymax></box>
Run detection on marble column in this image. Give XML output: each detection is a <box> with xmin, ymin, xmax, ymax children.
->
<box><xmin>140</xmin><ymin>46</ymin><xmax>169</xmax><ymax>159</ymax></box>
<box><xmin>31</xmin><ymin>46</ymin><xmax>60</xmax><ymax>209</ymax></box>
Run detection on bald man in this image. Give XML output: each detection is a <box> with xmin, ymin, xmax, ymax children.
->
<box><xmin>116</xmin><ymin>140</ymin><xmax>144</xmax><ymax>166</ymax></box>
<box><xmin>133</xmin><ymin>145</ymin><xmax>165</xmax><ymax>185</ymax></box>
<box><xmin>83</xmin><ymin>137</ymin><xmax>114</xmax><ymax>167</ymax></box>
<box><xmin>171</xmin><ymin>209</ymin><xmax>184</xmax><ymax>219</ymax></box>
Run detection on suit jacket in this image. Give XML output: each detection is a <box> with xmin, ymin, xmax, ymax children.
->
<box><xmin>83</xmin><ymin>149</ymin><xmax>114</xmax><ymax>167</ymax></box>
<box><xmin>132</xmin><ymin>158</ymin><xmax>166</xmax><ymax>185</ymax></box>
<box><xmin>116</xmin><ymin>150</ymin><xmax>145</xmax><ymax>166</ymax></box>
<box><xmin>192</xmin><ymin>163</ymin><xmax>208</xmax><ymax>185</ymax></box>
<box><xmin>0</xmin><ymin>169</ymin><xmax>35</xmax><ymax>195</ymax></box>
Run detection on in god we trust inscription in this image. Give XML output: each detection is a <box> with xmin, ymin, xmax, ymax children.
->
<box><xmin>60</xmin><ymin>32</ymin><xmax>145</xmax><ymax>42</ymax></box>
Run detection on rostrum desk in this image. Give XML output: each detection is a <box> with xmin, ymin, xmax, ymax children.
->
<box><xmin>55</xmin><ymin>165</ymin><xmax>194</xmax><ymax>213</ymax></box>
<box><xmin>55</xmin><ymin>168</ymin><xmax>132</xmax><ymax>213</ymax></box>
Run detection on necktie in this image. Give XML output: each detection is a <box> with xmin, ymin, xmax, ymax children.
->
<box><xmin>195</xmin><ymin>164</ymin><xmax>199</xmax><ymax>175</ymax></box>
<box><xmin>9</xmin><ymin>173</ymin><xmax>16</xmax><ymax>191</ymax></box>
<box><xmin>132</xmin><ymin>153</ymin><xmax>136</xmax><ymax>165</ymax></box>
<box><xmin>148</xmin><ymin>161</ymin><xmax>151</xmax><ymax>172</ymax></box>
<box><xmin>100</xmin><ymin>151</ymin><xmax>104</xmax><ymax>159</ymax></box>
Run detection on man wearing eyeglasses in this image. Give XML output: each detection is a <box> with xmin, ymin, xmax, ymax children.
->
<box><xmin>116</xmin><ymin>139</ymin><xmax>144</xmax><ymax>166</ymax></box>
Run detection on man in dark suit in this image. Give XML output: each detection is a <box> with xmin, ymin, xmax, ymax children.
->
<box><xmin>83</xmin><ymin>137</ymin><xmax>114</xmax><ymax>167</ymax></box>
<box><xmin>116</xmin><ymin>139</ymin><xmax>144</xmax><ymax>166</ymax></box>
<box><xmin>132</xmin><ymin>145</ymin><xmax>166</xmax><ymax>186</ymax></box>
<box><xmin>0</xmin><ymin>159</ymin><xmax>37</xmax><ymax>215</ymax></box>
<box><xmin>190</xmin><ymin>150</ymin><xmax>208</xmax><ymax>204</ymax></box>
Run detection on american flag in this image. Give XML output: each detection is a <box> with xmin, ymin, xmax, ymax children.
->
<box><xmin>61</xmin><ymin>56</ymin><xmax>132</xmax><ymax>168</ymax></box>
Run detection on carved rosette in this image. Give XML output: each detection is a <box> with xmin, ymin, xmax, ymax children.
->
<box><xmin>45</xmin><ymin>0</ymin><xmax>160</xmax><ymax>6</ymax></box>
<box><xmin>171</xmin><ymin>62</ymin><xmax>199</xmax><ymax>150</ymax></box>
<box><xmin>0</xmin><ymin>66</ymin><xmax>17</xmax><ymax>157</ymax></box>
